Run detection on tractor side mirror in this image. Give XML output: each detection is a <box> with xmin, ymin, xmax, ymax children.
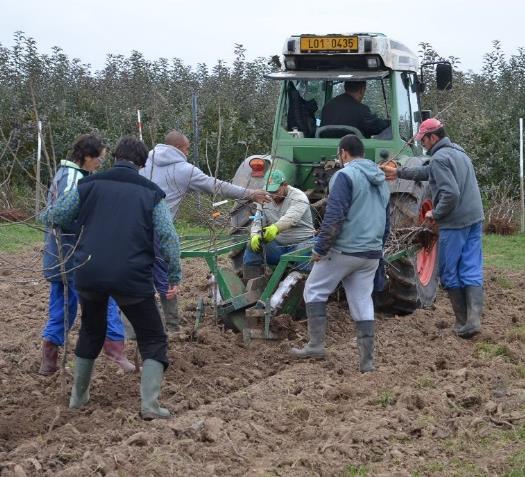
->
<box><xmin>413</xmin><ymin>110</ymin><xmax>432</xmax><ymax>123</ymax></box>
<box><xmin>436</xmin><ymin>63</ymin><xmax>453</xmax><ymax>90</ymax></box>
<box><xmin>421</xmin><ymin>110</ymin><xmax>432</xmax><ymax>121</ymax></box>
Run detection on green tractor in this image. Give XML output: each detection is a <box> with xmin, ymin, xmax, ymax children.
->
<box><xmin>182</xmin><ymin>33</ymin><xmax>452</xmax><ymax>334</ymax></box>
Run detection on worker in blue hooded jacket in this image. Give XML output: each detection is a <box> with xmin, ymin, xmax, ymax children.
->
<box><xmin>291</xmin><ymin>134</ymin><xmax>390</xmax><ymax>373</ymax></box>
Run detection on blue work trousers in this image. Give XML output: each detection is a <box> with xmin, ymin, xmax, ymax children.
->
<box><xmin>438</xmin><ymin>221</ymin><xmax>483</xmax><ymax>289</ymax></box>
<box><xmin>43</xmin><ymin>281</ymin><xmax>125</xmax><ymax>345</ymax></box>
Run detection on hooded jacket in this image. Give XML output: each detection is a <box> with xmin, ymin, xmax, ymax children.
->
<box><xmin>140</xmin><ymin>144</ymin><xmax>250</xmax><ymax>219</ymax></box>
<box><xmin>315</xmin><ymin>159</ymin><xmax>390</xmax><ymax>256</ymax></box>
<box><xmin>43</xmin><ymin>160</ymin><xmax>87</xmax><ymax>282</ymax></box>
<box><xmin>397</xmin><ymin>137</ymin><xmax>484</xmax><ymax>229</ymax></box>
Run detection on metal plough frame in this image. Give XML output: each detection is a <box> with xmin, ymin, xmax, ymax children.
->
<box><xmin>180</xmin><ymin>234</ymin><xmax>421</xmax><ymax>339</ymax></box>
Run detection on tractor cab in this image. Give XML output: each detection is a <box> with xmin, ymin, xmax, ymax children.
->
<box><xmin>269</xmin><ymin>34</ymin><xmax>450</xmax><ymax>182</ymax></box>
<box><xmin>233</xmin><ymin>33</ymin><xmax>451</xmax><ymax>202</ymax></box>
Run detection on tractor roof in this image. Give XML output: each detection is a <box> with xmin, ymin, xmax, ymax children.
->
<box><xmin>278</xmin><ymin>33</ymin><xmax>419</xmax><ymax>75</ymax></box>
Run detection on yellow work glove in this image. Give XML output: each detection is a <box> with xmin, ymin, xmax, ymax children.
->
<box><xmin>263</xmin><ymin>224</ymin><xmax>280</xmax><ymax>243</ymax></box>
<box><xmin>250</xmin><ymin>234</ymin><xmax>262</xmax><ymax>252</ymax></box>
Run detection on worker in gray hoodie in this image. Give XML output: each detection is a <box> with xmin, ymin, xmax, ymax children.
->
<box><xmin>141</xmin><ymin>130</ymin><xmax>270</xmax><ymax>328</ymax></box>
<box><xmin>291</xmin><ymin>135</ymin><xmax>390</xmax><ymax>373</ymax></box>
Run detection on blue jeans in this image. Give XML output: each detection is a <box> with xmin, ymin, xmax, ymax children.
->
<box><xmin>43</xmin><ymin>281</ymin><xmax>125</xmax><ymax>345</ymax></box>
<box><xmin>438</xmin><ymin>222</ymin><xmax>483</xmax><ymax>289</ymax></box>
<box><xmin>243</xmin><ymin>240</ymin><xmax>312</xmax><ymax>271</ymax></box>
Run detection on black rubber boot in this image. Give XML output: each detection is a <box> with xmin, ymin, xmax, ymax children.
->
<box><xmin>356</xmin><ymin>320</ymin><xmax>375</xmax><ymax>373</ymax></box>
<box><xmin>140</xmin><ymin>359</ymin><xmax>170</xmax><ymax>420</ymax></box>
<box><xmin>447</xmin><ymin>288</ymin><xmax>467</xmax><ymax>333</ymax></box>
<box><xmin>242</xmin><ymin>264</ymin><xmax>264</xmax><ymax>281</ymax></box>
<box><xmin>457</xmin><ymin>286</ymin><xmax>483</xmax><ymax>339</ymax></box>
<box><xmin>69</xmin><ymin>357</ymin><xmax>95</xmax><ymax>409</ymax></box>
<box><xmin>290</xmin><ymin>302</ymin><xmax>327</xmax><ymax>359</ymax></box>
<box><xmin>160</xmin><ymin>296</ymin><xmax>180</xmax><ymax>331</ymax></box>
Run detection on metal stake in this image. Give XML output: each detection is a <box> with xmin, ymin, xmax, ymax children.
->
<box><xmin>520</xmin><ymin>118</ymin><xmax>525</xmax><ymax>234</ymax></box>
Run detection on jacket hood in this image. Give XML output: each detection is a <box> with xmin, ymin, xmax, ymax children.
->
<box><xmin>149</xmin><ymin>144</ymin><xmax>187</xmax><ymax>167</ymax></box>
<box><xmin>349</xmin><ymin>159</ymin><xmax>386</xmax><ymax>186</ymax></box>
<box><xmin>430</xmin><ymin>137</ymin><xmax>466</xmax><ymax>156</ymax></box>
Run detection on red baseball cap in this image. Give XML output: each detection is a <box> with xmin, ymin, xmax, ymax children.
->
<box><xmin>415</xmin><ymin>118</ymin><xmax>443</xmax><ymax>141</ymax></box>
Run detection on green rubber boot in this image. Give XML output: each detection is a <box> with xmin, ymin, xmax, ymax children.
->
<box><xmin>160</xmin><ymin>295</ymin><xmax>180</xmax><ymax>332</ymax></box>
<box><xmin>140</xmin><ymin>359</ymin><xmax>171</xmax><ymax>420</ymax></box>
<box><xmin>457</xmin><ymin>286</ymin><xmax>483</xmax><ymax>339</ymax></box>
<box><xmin>447</xmin><ymin>288</ymin><xmax>467</xmax><ymax>333</ymax></box>
<box><xmin>356</xmin><ymin>320</ymin><xmax>375</xmax><ymax>373</ymax></box>
<box><xmin>69</xmin><ymin>357</ymin><xmax>95</xmax><ymax>409</ymax></box>
<box><xmin>290</xmin><ymin>302</ymin><xmax>327</xmax><ymax>359</ymax></box>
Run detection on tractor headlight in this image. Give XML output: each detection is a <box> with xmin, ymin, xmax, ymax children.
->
<box><xmin>367</xmin><ymin>57</ymin><xmax>379</xmax><ymax>69</ymax></box>
<box><xmin>284</xmin><ymin>57</ymin><xmax>297</xmax><ymax>70</ymax></box>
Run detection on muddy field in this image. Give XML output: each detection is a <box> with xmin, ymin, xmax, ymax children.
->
<box><xmin>1</xmin><ymin>247</ymin><xmax>524</xmax><ymax>476</ymax></box>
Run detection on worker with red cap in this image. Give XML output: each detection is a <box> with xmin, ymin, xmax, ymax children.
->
<box><xmin>381</xmin><ymin>118</ymin><xmax>484</xmax><ymax>338</ymax></box>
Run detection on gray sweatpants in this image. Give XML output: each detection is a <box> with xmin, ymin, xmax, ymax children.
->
<box><xmin>303</xmin><ymin>251</ymin><xmax>379</xmax><ymax>322</ymax></box>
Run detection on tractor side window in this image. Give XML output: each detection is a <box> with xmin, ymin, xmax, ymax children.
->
<box><xmin>395</xmin><ymin>72</ymin><xmax>413</xmax><ymax>142</ymax></box>
<box><xmin>295</xmin><ymin>81</ymin><xmax>325</xmax><ymax>120</ymax></box>
<box><xmin>407</xmin><ymin>72</ymin><xmax>421</xmax><ymax>137</ymax></box>
<box><xmin>281</xmin><ymin>81</ymin><xmax>320</xmax><ymax>138</ymax></box>
<box><xmin>364</xmin><ymin>78</ymin><xmax>391</xmax><ymax>119</ymax></box>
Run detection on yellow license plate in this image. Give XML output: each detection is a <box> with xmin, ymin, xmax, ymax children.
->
<box><xmin>300</xmin><ymin>36</ymin><xmax>358</xmax><ymax>52</ymax></box>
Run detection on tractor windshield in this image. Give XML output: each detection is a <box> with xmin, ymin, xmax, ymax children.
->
<box><xmin>280</xmin><ymin>76</ymin><xmax>392</xmax><ymax>139</ymax></box>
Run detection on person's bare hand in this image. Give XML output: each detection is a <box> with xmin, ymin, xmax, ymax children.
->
<box><xmin>166</xmin><ymin>284</ymin><xmax>179</xmax><ymax>300</ymax></box>
<box><xmin>311</xmin><ymin>252</ymin><xmax>322</xmax><ymax>262</ymax></box>
<box><xmin>380</xmin><ymin>165</ymin><xmax>398</xmax><ymax>181</ymax></box>
<box><xmin>250</xmin><ymin>189</ymin><xmax>272</xmax><ymax>204</ymax></box>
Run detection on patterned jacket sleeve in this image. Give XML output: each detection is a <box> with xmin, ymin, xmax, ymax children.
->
<box><xmin>39</xmin><ymin>189</ymin><xmax>80</xmax><ymax>228</ymax></box>
<box><xmin>152</xmin><ymin>199</ymin><xmax>182</xmax><ymax>284</ymax></box>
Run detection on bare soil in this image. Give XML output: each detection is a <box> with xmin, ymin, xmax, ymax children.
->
<box><xmin>1</xmin><ymin>247</ymin><xmax>525</xmax><ymax>476</ymax></box>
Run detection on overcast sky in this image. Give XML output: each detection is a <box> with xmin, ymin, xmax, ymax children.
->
<box><xmin>0</xmin><ymin>0</ymin><xmax>522</xmax><ymax>73</ymax></box>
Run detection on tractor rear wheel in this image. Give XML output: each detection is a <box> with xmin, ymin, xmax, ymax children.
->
<box><xmin>375</xmin><ymin>185</ymin><xmax>439</xmax><ymax>315</ymax></box>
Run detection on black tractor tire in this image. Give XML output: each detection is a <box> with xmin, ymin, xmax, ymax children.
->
<box><xmin>374</xmin><ymin>183</ymin><xmax>439</xmax><ymax>315</ymax></box>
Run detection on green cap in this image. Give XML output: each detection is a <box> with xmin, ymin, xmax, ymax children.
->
<box><xmin>264</xmin><ymin>170</ymin><xmax>287</xmax><ymax>192</ymax></box>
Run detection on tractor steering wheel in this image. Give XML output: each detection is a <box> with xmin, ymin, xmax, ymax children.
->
<box><xmin>315</xmin><ymin>125</ymin><xmax>365</xmax><ymax>139</ymax></box>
